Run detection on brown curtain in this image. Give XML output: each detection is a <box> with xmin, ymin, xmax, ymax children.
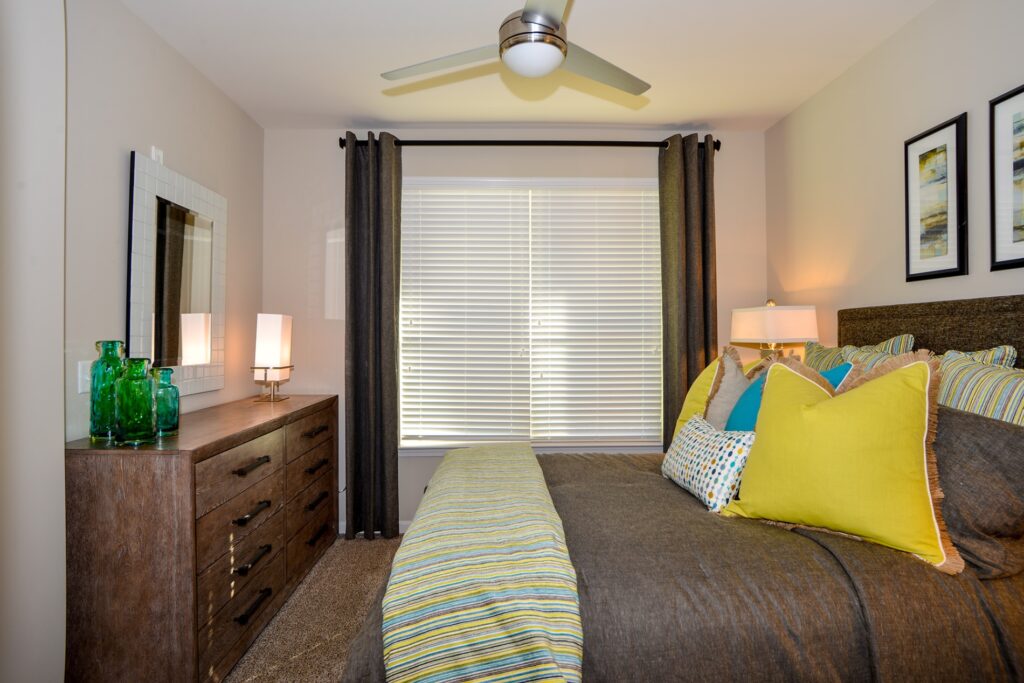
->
<box><xmin>344</xmin><ymin>131</ymin><xmax>401</xmax><ymax>539</ymax></box>
<box><xmin>659</xmin><ymin>133</ymin><xmax>718</xmax><ymax>450</ymax></box>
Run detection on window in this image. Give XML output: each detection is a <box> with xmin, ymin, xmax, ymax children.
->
<box><xmin>400</xmin><ymin>179</ymin><xmax>661</xmax><ymax>450</ymax></box>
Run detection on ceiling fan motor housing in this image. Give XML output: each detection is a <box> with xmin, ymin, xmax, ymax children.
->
<box><xmin>498</xmin><ymin>11</ymin><xmax>567</xmax><ymax>60</ymax></box>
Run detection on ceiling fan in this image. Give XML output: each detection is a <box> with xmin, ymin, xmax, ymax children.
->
<box><xmin>381</xmin><ymin>0</ymin><xmax>651</xmax><ymax>96</ymax></box>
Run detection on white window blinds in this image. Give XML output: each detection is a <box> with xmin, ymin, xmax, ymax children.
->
<box><xmin>400</xmin><ymin>179</ymin><xmax>662</xmax><ymax>448</ymax></box>
<box><xmin>400</xmin><ymin>187</ymin><xmax>531</xmax><ymax>442</ymax></box>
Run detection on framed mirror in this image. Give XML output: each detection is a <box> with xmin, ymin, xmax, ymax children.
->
<box><xmin>127</xmin><ymin>151</ymin><xmax>226</xmax><ymax>395</ymax></box>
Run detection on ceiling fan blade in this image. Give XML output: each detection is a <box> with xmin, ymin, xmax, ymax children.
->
<box><xmin>562</xmin><ymin>41</ymin><xmax>650</xmax><ymax>95</ymax></box>
<box><xmin>381</xmin><ymin>45</ymin><xmax>498</xmax><ymax>80</ymax></box>
<box><xmin>521</xmin><ymin>0</ymin><xmax>569</xmax><ymax>29</ymax></box>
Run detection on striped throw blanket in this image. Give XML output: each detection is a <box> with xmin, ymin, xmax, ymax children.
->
<box><xmin>382</xmin><ymin>443</ymin><xmax>583</xmax><ymax>683</ymax></box>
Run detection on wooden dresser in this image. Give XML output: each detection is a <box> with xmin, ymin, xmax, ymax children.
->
<box><xmin>65</xmin><ymin>395</ymin><xmax>339</xmax><ymax>682</ymax></box>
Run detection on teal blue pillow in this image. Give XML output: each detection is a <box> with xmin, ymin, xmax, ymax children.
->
<box><xmin>725</xmin><ymin>362</ymin><xmax>853</xmax><ymax>431</ymax></box>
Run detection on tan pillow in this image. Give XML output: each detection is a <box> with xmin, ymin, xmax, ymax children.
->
<box><xmin>703</xmin><ymin>347</ymin><xmax>774</xmax><ymax>429</ymax></box>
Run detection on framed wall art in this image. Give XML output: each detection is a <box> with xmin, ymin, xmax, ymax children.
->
<box><xmin>990</xmin><ymin>83</ymin><xmax>1024</xmax><ymax>271</ymax></box>
<box><xmin>905</xmin><ymin>113</ymin><xmax>967</xmax><ymax>281</ymax></box>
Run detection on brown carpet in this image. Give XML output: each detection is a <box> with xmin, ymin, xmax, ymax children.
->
<box><xmin>225</xmin><ymin>536</ymin><xmax>400</xmax><ymax>682</ymax></box>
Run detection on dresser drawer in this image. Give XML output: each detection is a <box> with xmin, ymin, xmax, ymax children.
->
<box><xmin>287</xmin><ymin>501</ymin><xmax>336</xmax><ymax>586</ymax></box>
<box><xmin>196</xmin><ymin>510</ymin><xmax>284</xmax><ymax>627</ymax></box>
<box><xmin>195</xmin><ymin>429</ymin><xmax>285</xmax><ymax>518</ymax></box>
<box><xmin>285</xmin><ymin>406</ymin><xmax>335</xmax><ymax>462</ymax></box>
<box><xmin>197</xmin><ymin>551</ymin><xmax>285</xmax><ymax>678</ymax></box>
<box><xmin>286</xmin><ymin>470</ymin><xmax>334</xmax><ymax>539</ymax></box>
<box><xmin>286</xmin><ymin>440</ymin><xmax>334</xmax><ymax>499</ymax></box>
<box><xmin>207</xmin><ymin>588</ymin><xmax>287</xmax><ymax>682</ymax></box>
<box><xmin>196</xmin><ymin>470</ymin><xmax>284</xmax><ymax>572</ymax></box>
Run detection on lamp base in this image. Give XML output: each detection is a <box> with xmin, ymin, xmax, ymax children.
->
<box><xmin>254</xmin><ymin>381</ymin><xmax>289</xmax><ymax>403</ymax></box>
<box><xmin>255</xmin><ymin>393</ymin><xmax>290</xmax><ymax>403</ymax></box>
<box><xmin>759</xmin><ymin>342</ymin><xmax>782</xmax><ymax>359</ymax></box>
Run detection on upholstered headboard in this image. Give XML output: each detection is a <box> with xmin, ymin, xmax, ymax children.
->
<box><xmin>838</xmin><ymin>295</ymin><xmax>1024</xmax><ymax>369</ymax></box>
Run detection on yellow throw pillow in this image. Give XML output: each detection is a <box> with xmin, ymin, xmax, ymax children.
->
<box><xmin>674</xmin><ymin>359</ymin><xmax>721</xmax><ymax>439</ymax></box>
<box><xmin>722</xmin><ymin>352</ymin><xmax>964</xmax><ymax>574</ymax></box>
<box><xmin>673</xmin><ymin>352</ymin><xmax>767</xmax><ymax>440</ymax></box>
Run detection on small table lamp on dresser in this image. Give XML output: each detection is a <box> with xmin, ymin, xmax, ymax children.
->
<box><xmin>731</xmin><ymin>299</ymin><xmax>819</xmax><ymax>358</ymax></box>
<box><xmin>64</xmin><ymin>394</ymin><xmax>339</xmax><ymax>682</ymax></box>
<box><xmin>252</xmin><ymin>313</ymin><xmax>293</xmax><ymax>402</ymax></box>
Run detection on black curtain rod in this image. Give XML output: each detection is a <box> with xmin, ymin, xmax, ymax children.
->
<box><xmin>338</xmin><ymin>138</ymin><xmax>721</xmax><ymax>152</ymax></box>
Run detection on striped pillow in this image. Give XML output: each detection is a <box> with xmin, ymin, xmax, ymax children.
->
<box><xmin>939</xmin><ymin>351</ymin><xmax>1024</xmax><ymax>427</ymax></box>
<box><xmin>943</xmin><ymin>345</ymin><xmax>1017</xmax><ymax>368</ymax></box>
<box><xmin>843</xmin><ymin>346</ymin><xmax>899</xmax><ymax>370</ymax></box>
<box><xmin>803</xmin><ymin>343</ymin><xmax>846</xmax><ymax>372</ymax></box>
<box><xmin>867</xmin><ymin>333</ymin><xmax>917</xmax><ymax>355</ymax></box>
<box><xmin>840</xmin><ymin>334</ymin><xmax>917</xmax><ymax>370</ymax></box>
<box><xmin>805</xmin><ymin>334</ymin><xmax>915</xmax><ymax>372</ymax></box>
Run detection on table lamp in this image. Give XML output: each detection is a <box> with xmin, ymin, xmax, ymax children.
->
<box><xmin>731</xmin><ymin>299</ymin><xmax>818</xmax><ymax>358</ymax></box>
<box><xmin>252</xmin><ymin>313</ymin><xmax>293</xmax><ymax>402</ymax></box>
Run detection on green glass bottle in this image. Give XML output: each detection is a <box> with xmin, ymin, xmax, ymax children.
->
<box><xmin>90</xmin><ymin>340</ymin><xmax>125</xmax><ymax>441</ymax></box>
<box><xmin>153</xmin><ymin>367</ymin><xmax>180</xmax><ymax>438</ymax></box>
<box><xmin>114</xmin><ymin>358</ymin><xmax>156</xmax><ymax>446</ymax></box>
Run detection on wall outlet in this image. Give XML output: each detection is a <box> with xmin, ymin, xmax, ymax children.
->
<box><xmin>77</xmin><ymin>360</ymin><xmax>92</xmax><ymax>394</ymax></box>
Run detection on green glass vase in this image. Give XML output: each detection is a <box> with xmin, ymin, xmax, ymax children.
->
<box><xmin>90</xmin><ymin>340</ymin><xmax>125</xmax><ymax>441</ymax></box>
<box><xmin>153</xmin><ymin>367</ymin><xmax>180</xmax><ymax>438</ymax></box>
<box><xmin>114</xmin><ymin>358</ymin><xmax>156</xmax><ymax>446</ymax></box>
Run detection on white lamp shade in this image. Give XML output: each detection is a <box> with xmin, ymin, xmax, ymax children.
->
<box><xmin>254</xmin><ymin>313</ymin><xmax>292</xmax><ymax>382</ymax></box>
<box><xmin>501</xmin><ymin>41</ymin><xmax>565</xmax><ymax>78</ymax></box>
<box><xmin>731</xmin><ymin>305</ymin><xmax>819</xmax><ymax>344</ymax></box>
<box><xmin>180</xmin><ymin>312</ymin><xmax>211</xmax><ymax>366</ymax></box>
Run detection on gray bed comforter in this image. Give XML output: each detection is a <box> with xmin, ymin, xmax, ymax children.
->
<box><xmin>343</xmin><ymin>437</ymin><xmax>1024</xmax><ymax>681</ymax></box>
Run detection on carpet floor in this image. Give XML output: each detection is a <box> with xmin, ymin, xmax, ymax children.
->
<box><xmin>225</xmin><ymin>536</ymin><xmax>400</xmax><ymax>682</ymax></box>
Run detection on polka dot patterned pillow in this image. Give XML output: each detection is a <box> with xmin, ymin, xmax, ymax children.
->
<box><xmin>662</xmin><ymin>417</ymin><xmax>755</xmax><ymax>513</ymax></box>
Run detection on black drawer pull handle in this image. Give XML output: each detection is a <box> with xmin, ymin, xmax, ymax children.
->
<box><xmin>304</xmin><ymin>458</ymin><xmax>329</xmax><ymax>476</ymax></box>
<box><xmin>233</xmin><ymin>500</ymin><xmax>271</xmax><ymax>527</ymax></box>
<box><xmin>306</xmin><ymin>523</ymin><xmax>330</xmax><ymax>547</ymax></box>
<box><xmin>302</xmin><ymin>424</ymin><xmax>329</xmax><ymax>439</ymax></box>
<box><xmin>232</xmin><ymin>455</ymin><xmax>271</xmax><ymax>477</ymax></box>
<box><xmin>305</xmin><ymin>491</ymin><xmax>329</xmax><ymax>512</ymax></box>
<box><xmin>233</xmin><ymin>544</ymin><xmax>272</xmax><ymax>577</ymax></box>
<box><xmin>234</xmin><ymin>587</ymin><xmax>272</xmax><ymax>626</ymax></box>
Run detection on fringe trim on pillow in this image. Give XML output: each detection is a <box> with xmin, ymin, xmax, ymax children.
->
<box><xmin>830</xmin><ymin>351</ymin><xmax>964</xmax><ymax>574</ymax></box>
<box><xmin>703</xmin><ymin>346</ymin><xmax>742</xmax><ymax>418</ymax></box>
<box><xmin>836</xmin><ymin>350</ymin><xmax>933</xmax><ymax>395</ymax></box>
<box><xmin>761</xmin><ymin>516</ymin><xmax>966</xmax><ymax>573</ymax></box>
<box><xmin>758</xmin><ymin>517</ymin><xmax>865</xmax><ymax>542</ymax></box>
<box><xmin>758</xmin><ymin>516</ymin><xmax>960</xmax><ymax>573</ymax></box>
<box><xmin>923</xmin><ymin>358</ymin><xmax>963</xmax><ymax>575</ymax></box>
<box><xmin>744</xmin><ymin>351</ymin><xmax>780</xmax><ymax>380</ymax></box>
<box><xmin>776</xmin><ymin>357</ymin><xmax>836</xmax><ymax>395</ymax></box>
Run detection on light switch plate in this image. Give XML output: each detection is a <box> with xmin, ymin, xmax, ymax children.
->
<box><xmin>77</xmin><ymin>360</ymin><xmax>92</xmax><ymax>394</ymax></box>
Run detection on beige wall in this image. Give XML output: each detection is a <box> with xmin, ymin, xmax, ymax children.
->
<box><xmin>765</xmin><ymin>0</ymin><xmax>1024</xmax><ymax>345</ymax></box>
<box><xmin>64</xmin><ymin>0</ymin><xmax>265</xmax><ymax>439</ymax></box>
<box><xmin>0</xmin><ymin>1</ymin><xmax>67</xmax><ymax>678</ymax></box>
<box><xmin>263</xmin><ymin>127</ymin><xmax>768</xmax><ymax>525</ymax></box>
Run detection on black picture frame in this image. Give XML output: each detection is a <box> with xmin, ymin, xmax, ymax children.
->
<box><xmin>989</xmin><ymin>83</ymin><xmax>1024</xmax><ymax>271</ymax></box>
<box><xmin>904</xmin><ymin>113</ymin><xmax>968</xmax><ymax>282</ymax></box>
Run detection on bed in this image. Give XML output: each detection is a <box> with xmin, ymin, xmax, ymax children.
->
<box><xmin>343</xmin><ymin>295</ymin><xmax>1024</xmax><ymax>682</ymax></box>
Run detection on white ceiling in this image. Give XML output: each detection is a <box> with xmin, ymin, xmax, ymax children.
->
<box><xmin>119</xmin><ymin>0</ymin><xmax>937</xmax><ymax>131</ymax></box>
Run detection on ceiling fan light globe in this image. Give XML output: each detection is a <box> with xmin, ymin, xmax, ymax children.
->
<box><xmin>501</xmin><ymin>41</ymin><xmax>565</xmax><ymax>78</ymax></box>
